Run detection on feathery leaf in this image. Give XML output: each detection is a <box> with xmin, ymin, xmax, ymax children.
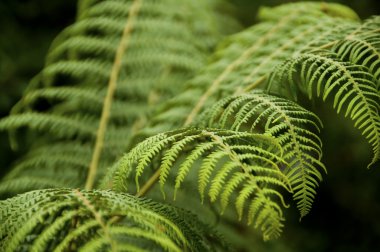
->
<box><xmin>0</xmin><ymin>188</ymin><xmax>228</xmax><ymax>252</ymax></box>
<box><xmin>0</xmin><ymin>0</ymin><xmax>240</xmax><ymax>196</ymax></box>
<box><xmin>110</xmin><ymin>128</ymin><xmax>291</xmax><ymax>240</ymax></box>
<box><xmin>201</xmin><ymin>90</ymin><xmax>326</xmax><ymax>217</ymax></box>
<box><xmin>270</xmin><ymin>50</ymin><xmax>380</xmax><ymax>167</ymax></box>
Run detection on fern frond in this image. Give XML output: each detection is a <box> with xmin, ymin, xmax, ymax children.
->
<box><xmin>0</xmin><ymin>188</ymin><xmax>227</xmax><ymax>252</ymax></box>
<box><xmin>257</xmin><ymin>1</ymin><xmax>360</xmax><ymax>22</ymax></box>
<box><xmin>200</xmin><ymin>90</ymin><xmax>326</xmax><ymax>217</ymax></box>
<box><xmin>0</xmin><ymin>0</ymin><xmax>240</xmax><ymax>196</ymax></box>
<box><xmin>0</xmin><ymin>143</ymin><xmax>102</xmax><ymax>196</ymax></box>
<box><xmin>270</xmin><ymin>50</ymin><xmax>380</xmax><ymax>167</ymax></box>
<box><xmin>110</xmin><ymin>128</ymin><xmax>291</xmax><ymax>240</ymax></box>
<box><xmin>333</xmin><ymin>16</ymin><xmax>380</xmax><ymax>90</ymax></box>
<box><xmin>135</xmin><ymin>3</ymin><xmax>360</xmax><ymax>142</ymax></box>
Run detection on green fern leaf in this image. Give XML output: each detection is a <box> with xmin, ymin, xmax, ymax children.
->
<box><xmin>332</xmin><ymin>16</ymin><xmax>380</xmax><ymax>90</ymax></box>
<box><xmin>110</xmin><ymin>128</ymin><xmax>291</xmax><ymax>240</ymax></box>
<box><xmin>257</xmin><ymin>2</ymin><xmax>360</xmax><ymax>22</ymax></box>
<box><xmin>0</xmin><ymin>189</ymin><xmax>227</xmax><ymax>252</ymax></box>
<box><xmin>134</xmin><ymin>3</ymin><xmax>360</xmax><ymax>143</ymax></box>
<box><xmin>270</xmin><ymin>50</ymin><xmax>380</xmax><ymax>167</ymax></box>
<box><xmin>0</xmin><ymin>0</ymin><xmax>240</xmax><ymax>196</ymax></box>
<box><xmin>200</xmin><ymin>90</ymin><xmax>326</xmax><ymax>217</ymax></box>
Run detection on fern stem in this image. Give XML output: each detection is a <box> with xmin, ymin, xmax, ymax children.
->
<box><xmin>241</xmin><ymin>20</ymin><xmax>326</xmax><ymax>90</ymax></box>
<box><xmin>73</xmin><ymin>190</ymin><xmax>116</xmax><ymax>251</ymax></box>
<box><xmin>183</xmin><ymin>12</ymin><xmax>298</xmax><ymax>127</ymax></box>
<box><xmin>136</xmin><ymin>169</ymin><xmax>161</xmax><ymax>197</ymax></box>
<box><xmin>238</xmin><ymin>75</ymin><xmax>266</xmax><ymax>94</ymax></box>
<box><xmin>312</xmin><ymin>26</ymin><xmax>377</xmax><ymax>51</ymax></box>
<box><xmin>203</xmin><ymin>130</ymin><xmax>291</xmax><ymax>205</ymax></box>
<box><xmin>137</xmin><ymin>12</ymin><xmax>299</xmax><ymax>197</ymax></box>
<box><xmin>77</xmin><ymin>0</ymin><xmax>92</xmax><ymax>19</ymax></box>
<box><xmin>85</xmin><ymin>0</ymin><xmax>143</xmax><ymax>190</ymax></box>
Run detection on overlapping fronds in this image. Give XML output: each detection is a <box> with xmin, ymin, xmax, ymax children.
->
<box><xmin>0</xmin><ymin>189</ymin><xmax>226</xmax><ymax>251</ymax></box>
<box><xmin>200</xmin><ymin>90</ymin><xmax>326</xmax><ymax>217</ymax></box>
<box><xmin>1</xmin><ymin>1</ymin><xmax>378</xmax><ymax>248</ymax></box>
<box><xmin>134</xmin><ymin>2</ymin><xmax>360</xmax><ymax>141</ymax></box>
<box><xmin>75</xmin><ymin>0</ymin><xmax>241</xmax><ymax>45</ymax></box>
<box><xmin>0</xmin><ymin>0</ymin><xmax>240</xmax><ymax>196</ymax></box>
<box><xmin>109</xmin><ymin>128</ymin><xmax>291</xmax><ymax>240</ymax></box>
<box><xmin>332</xmin><ymin>16</ymin><xmax>380</xmax><ymax>90</ymax></box>
<box><xmin>269</xmin><ymin>49</ymin><xmax>380</xmax><ymax>168</ymax></box>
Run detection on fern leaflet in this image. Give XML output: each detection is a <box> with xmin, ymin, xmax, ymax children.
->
<box><xmin>135</xmin><ymin>2</ymin><xmax>360</xmax><ymax>143</ymax></box>
<box><xmin>269</xmin><ymin>50</ymin><xmax>380</xmax><ymax>167</ymax></box>
<box><xmin>110</xmin><ymin>128</ymin><xmax>291</xmax><ymax>240</ymax></box>
<box><xmin>0</xmin><ymin>188</ymin><xmax>226</xmax><ymax>251</ymax></box>
<box><xmin>0</xmin><ymin>0</ymin><xmax>240</xmax><ymax>196</ymax></box>
<box><xmin>200</xmin><ymin>90</ymin><xmax>326</xmax><ymax>217</ymax></box>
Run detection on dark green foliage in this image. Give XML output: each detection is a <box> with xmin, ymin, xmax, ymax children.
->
<box><xmin>0</xmin><ymin>0</ymin><xmax>379</xmax><ymax>250</ymax></box>
<box><xmin>133</xmin><ymin>2</ymin><xmax>360</xmax><ymax>141</ymax></box>
<box><xmin>0</xmin><ymin>188</ymin><xmax>227</xmax><ymax>251</ymax></box>
<box><xmin>0</xmin><ymin>0</ymin><xmax>240</xmax><ymax>194</ymax></box>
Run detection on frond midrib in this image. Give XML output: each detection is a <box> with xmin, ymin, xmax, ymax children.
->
<box><xmin>85</xmin><ymin>0</ymin><xmax>143</xmax><ymax>190</ymax></box>
<box><xmin>183</xmin><ymin>10</ymin><xmax>302</xmax><ymax>126</ymax></box>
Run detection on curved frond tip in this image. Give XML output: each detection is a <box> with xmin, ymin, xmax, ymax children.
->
<box><xmin>270</xmin><ymin>50</ymin><xmax>380</xmax><ymax>168</ymax></box>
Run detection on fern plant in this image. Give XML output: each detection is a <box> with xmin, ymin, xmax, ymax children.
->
<box><xmin>109</xmin><ymin>128</ymin><xmax>291</xmax><ymax>240</ymax></box>
<box><xmin>1</xmin><ymin>189</ymin><xmax>226</xmax><ymax>251</ymax></box>
<box><xmin>199</xmin><ymin>90</ymin><xmax>326</xmax><ymax>218</ymax></box>
<box><xmin>0</xmin><ymin>1</ymin><xmax>379</xmax><ymax>251</ymax></box>
<box><xmin>0</xmin><ymin>0</ymin><xmax>240</xmax><ymax>193</ymax></box>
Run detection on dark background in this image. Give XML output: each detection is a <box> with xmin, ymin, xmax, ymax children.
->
<box><xmin>0</xmin><ymin>0</ymin><xmax>379</xmax><ymax>251</ymax></box>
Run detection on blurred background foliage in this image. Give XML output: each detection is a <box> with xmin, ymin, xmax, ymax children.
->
<box><xmin>0</xmin><ymin>0</ymin><xmax>379</xmax><ymax>251</ymax></box>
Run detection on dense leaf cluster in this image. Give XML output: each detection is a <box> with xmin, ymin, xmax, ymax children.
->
<box><xmin>0</xmin><ymin>1</ymin><xmax>378</xmax><ymax>251</ymax></box>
